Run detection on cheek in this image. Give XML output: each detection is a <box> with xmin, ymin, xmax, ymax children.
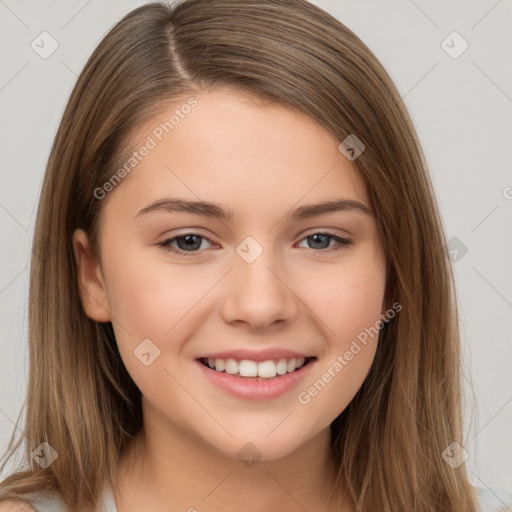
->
<box><xmin>297</xmin><ymin>339</ymin><xmax>378</xmax><ymax>429</ymax></box>
<box><xmin>102</xmin><ymin>258</ymin><xmax>208</xmax><ymax>400</ymax></box>
<box><xmin>102</xmin><ymin>252</ymin><xmax>223</xmax><ymax>382</ymax></box>
<box><xmin>294</xmin><ymin>250</ymin><xmax>385</xmax><ymax>419</ymax></box>
<box><xmin>301</xmin><ymin>250</ymin><xmax>386</xmax><ymax>345</ymax></box>
<box><xmin>104</xmin><ymin>251</ymin><xmax>211</xmax><ymax>336</ymax></box>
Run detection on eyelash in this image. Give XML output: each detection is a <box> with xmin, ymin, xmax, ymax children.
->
<box><xmin>157</xmin><ymin>230</ymin><xmax>352</xmax><ymax>257</ymax></box>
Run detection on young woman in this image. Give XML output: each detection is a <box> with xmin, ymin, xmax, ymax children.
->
<box><xmin>1</xmin><ymin>1</ymin><xmax>510</xmax><ymax>511</ymax></box>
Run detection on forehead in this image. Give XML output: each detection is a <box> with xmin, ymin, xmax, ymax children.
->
<box><xmin>104</xmin><ymin>87</ymin><xmax>370</xmax><ymax>217</ymax></box>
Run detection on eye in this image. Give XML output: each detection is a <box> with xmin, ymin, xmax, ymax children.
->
<box><xmin>157</xmin><ymin>230</ymin><xmax>353</xmax><ymax>257</ymax></box>
<box><xmin>296</xmin><ymin>231</ymin><xmax>352</xmax><ymax>253</ymax></box>
<box><xmin>158</xmin><ymin>233</ymin><xmax>216</xmax><ymax>256</ymax></box>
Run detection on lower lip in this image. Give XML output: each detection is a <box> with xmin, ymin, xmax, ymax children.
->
<box><xmin>195</xmin><ymin>359</ymin><xmax>316</xmax><ymax>400</ymax></box>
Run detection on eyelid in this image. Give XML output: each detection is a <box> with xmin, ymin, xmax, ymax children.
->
<box><xmin>157</xmin><ymin>231</ymin><xmax>217</xmax><ymax>256</ymax></box>
<box><xmin>300</xmin><ymin>227</ymin><xmax>351</xmax><ymax>238</ymax></box>
<box><xmin>157</xmin><ymin>227</ymin><xmax>216</xmax><ymax>245</ymax></box>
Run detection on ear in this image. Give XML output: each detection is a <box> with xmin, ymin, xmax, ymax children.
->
<box><xmin>72</xmin><ymin>228</ymin><xmax>111</xmax><ymax>322</ymax></box>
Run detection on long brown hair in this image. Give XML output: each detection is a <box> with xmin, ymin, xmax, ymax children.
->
<box><xmin>0</xmin><ymin>1</ymin><xmax>478</xmax><ymax>510</ymax></box>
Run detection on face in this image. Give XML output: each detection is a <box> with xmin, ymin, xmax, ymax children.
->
<box><xmin>73</xmin><ymin>87</ymin><xmax>387</xmax><ymax>462</ymax></box>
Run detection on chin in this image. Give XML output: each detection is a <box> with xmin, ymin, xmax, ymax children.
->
<box><xmin>204</xmin><ymin>427</ymin><xmax>313</xmax><ymax>464</ymax></box>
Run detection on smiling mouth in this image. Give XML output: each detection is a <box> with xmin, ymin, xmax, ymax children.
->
<box><xmin>198</xmin><ymin>356</ymin><xmax>316</xmax><ymax>380</ymax></box>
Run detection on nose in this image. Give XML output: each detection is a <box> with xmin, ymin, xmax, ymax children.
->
<box><xmin>220</xmin><ymin>247</ymin><xmax>299</xmax><ymax>331</ymax></box>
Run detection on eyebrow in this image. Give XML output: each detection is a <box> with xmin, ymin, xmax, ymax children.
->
<box><xmin>136</xmin><ymin>197</ymin><xmax>373</xmax><ymax>221</ymax></box>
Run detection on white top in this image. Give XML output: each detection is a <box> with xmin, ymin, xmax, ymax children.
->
<box><xmin>24</xmin><ymin>484</ymin><xmax>512</xmax><ymax>511</ymax></box>
<box><xmin>24</xmin><ymin>483</ymin><xmax>116</xmax><ymax>512</ymax></box>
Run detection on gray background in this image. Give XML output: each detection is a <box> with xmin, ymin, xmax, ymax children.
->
<box><xmin>1</xmin><ymin>0</ymin><xmax>511</xmax><ymax>496</ymax></box>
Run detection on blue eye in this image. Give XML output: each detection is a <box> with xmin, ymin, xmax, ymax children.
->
<box><xmin>157</xmin><ymin>231</ymin><xmax>352</xmax><ymax>257</ymax></box>
<box><xmin>297</xmin><ymin>231</ymin><xmax>352</xmax><ymax>251</ymax></box>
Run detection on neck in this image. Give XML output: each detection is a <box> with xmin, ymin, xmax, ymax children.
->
<box><xmin>114</xmin><ymin>401</ymin><xmax>351</xmax><ymax>512</ymax></box>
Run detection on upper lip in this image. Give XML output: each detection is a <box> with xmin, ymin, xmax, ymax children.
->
<box><xmin>198</xmin><ymin>348</ymin><xmax>315</xmax><ymax>363</ymax></box>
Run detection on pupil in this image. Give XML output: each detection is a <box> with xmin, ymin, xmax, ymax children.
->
<box><xmin>309</xmin><ymin>233</ymin><xmax>330</xmax><ymax>249</ymax></box>
<box><xmin>178</xmin><ymin>235</ymin><xmax>202</xmax><ymax>251</ymax></box>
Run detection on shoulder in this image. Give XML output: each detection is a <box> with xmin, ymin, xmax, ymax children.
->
<box><xmin>0</xmin><ymin>500</ymin><xmax>35</xmax><ymax>511</ymax></box>
<box><xmin>475</xmin><ymin>486</ymin><xmax>512</xmax><ymax>512</ymax></box>
<box><xmin>0</xmin><ymin>492</ymin><xmax>66</xmax><ymax>512</ymax></box>
<box><xmin>0</xmin><ymin>482</ymin><xmax>115</xmax><ymax>512</ymax></box>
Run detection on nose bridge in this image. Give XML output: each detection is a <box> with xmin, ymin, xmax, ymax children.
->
<box><xmin>220</xmin><ymin>236</ymin><xmax>298</xmax><ymax>329</ymax></box>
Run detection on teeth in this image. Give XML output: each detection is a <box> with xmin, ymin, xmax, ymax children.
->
<box><xmin>204</xmin><ymin>356</ymin><xmax>310</xmax><ymax>378</ymax></box>
<box><xmin>257</xmin><ymin>360</ymin><xmax>276</xmax><ymax>378</ymax></box>
<box><xmin>238</xmin><ymin>359</ymin><xmax>258</xmax><ymax>377</ymax></box>
<box><xmin>225</xmin><ymin>358</ymin><xmax>238</xmax><ymax>375</ymax></box>
<box><xmin>276</xmin><ymin>358</ymin><xmax>288</xmax><ymax>375</ymax></box>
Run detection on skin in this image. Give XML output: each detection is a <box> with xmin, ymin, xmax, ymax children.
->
<box><xmin>73</xmin><ymin>87</ymin><xmax>388</xmax><ymax>512</ymax></box>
